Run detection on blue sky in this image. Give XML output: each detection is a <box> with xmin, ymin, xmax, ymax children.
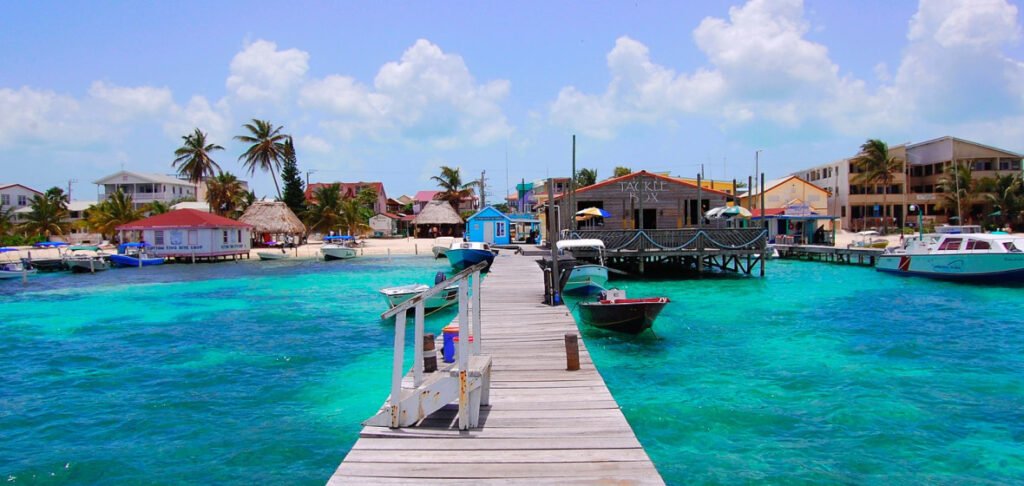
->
<box><xmin>2</xmin><ymin>0</ymin><xmax>1023</xmax><ymax>201</ymax></box>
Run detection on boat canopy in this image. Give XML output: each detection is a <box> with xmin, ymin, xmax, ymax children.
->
<box><xmin>33</xmin><ymin>241</ymin><xmax>68</xmax><ymax>248</ymax></box>
<box><xmin>119</xmin><ymin>242</ymin><xmax>150</xmax><ymax>250</ymax></box>
<box><xmin>69</xmin><ymin>245</ymin><xmax>101</xmax><ymax>251</ymax></box>
<box><xmin>557</xmin><ymin>239</ymin><xmax>606</xmax><ymax>250</ymax></box>
<box><xmin>324</xmin><ymin>235</ymin><xmax>353</xmax><ymax>242</ymax></box>
<box><xmin>0</xmin><ymin>247</ymin><xmax>17</xmax><ymax>253</ymax></box>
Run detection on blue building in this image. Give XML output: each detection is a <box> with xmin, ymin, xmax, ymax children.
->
<box><xmin>465</xmin><ymin>206</ymin><xmax>512</xmax><ymax>244</ymax></box>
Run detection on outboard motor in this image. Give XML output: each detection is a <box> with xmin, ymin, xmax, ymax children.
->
<box><xmin>434</xmin><ymin>271</ymin><xmax>447</xmax><ymax>285</ymax></box>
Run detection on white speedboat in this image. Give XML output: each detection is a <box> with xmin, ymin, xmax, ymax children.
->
<box><xmin>431</xmin><ymin>237</ymin><xmax>455</xmax><ymax>259</ymax></box>
<box><xmin>380</xmin><ymin>283</ymin><xmax>459</xmax><ymax>310</ymax></box>
<box><xmin>321</xmin><ymin>236</ymin><xmax>357</xmax><ymax>261</ymax></box>
<box><xmin>876</xmin><ymin>232</ymin><xmax>1024</xmax><ymax>282</ymax></box>
<box><xmin>446</xmin><ymin>241</ymin><xmax>495</xmax><ymax>271</ymax></box>
<box><xmin>0</xmin><ymin>248</ymin><xmax>37</xmax><ymax>280</ymax></box>
<box><xmin>63</xmin><ymin>245</ymin><xmax>110</xmax><ymax>273</ymax></box>
<box><xmin>556</xmin><ymin>239</ymin><xmax>609</xmax><ymax>295</ymax></box>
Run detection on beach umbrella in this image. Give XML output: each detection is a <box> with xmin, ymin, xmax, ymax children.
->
<box><xmin>576</xmin><ymin>207</ymin><xmax>610</xmax><ymax>218</ymax></box>
<box><xmin>704</xmin><ymin>207</ymin><xmax>727</xmax><ymax>219</ymax></box>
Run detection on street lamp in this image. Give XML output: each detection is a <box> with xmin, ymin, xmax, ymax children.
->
<box><xmin>754</xmin><ymin>149</ymin><xmax>763</xmax><ymax>208</ymax></box>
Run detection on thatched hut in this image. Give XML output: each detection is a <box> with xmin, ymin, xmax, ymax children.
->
<box><xmin>411</xmin><ymin>200</ymin><xmax>464</xmax><ymax>237</ymax></box>
<box><xmin>238</xmin><ymin>201</ymin><xmax>307</xmax><ymax>246</ymax></box>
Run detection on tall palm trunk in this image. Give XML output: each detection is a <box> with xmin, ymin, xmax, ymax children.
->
<box><xmin>881</xmin><ymin>181</ymin><xmax>888</xmax><ymax>235</ymax></box>
<box><xmin>270</xmin><ymin>171</ymin><xmax>282</xmax><ymax>200</ymax></box>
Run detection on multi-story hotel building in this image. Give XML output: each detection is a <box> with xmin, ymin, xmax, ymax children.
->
<box><xmin>793</xmin><ymin>136</ymin><xmax>1022</xmax><ymax>231</ymax></box>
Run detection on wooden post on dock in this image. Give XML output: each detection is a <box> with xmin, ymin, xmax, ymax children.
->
<box><xmin>565</xmin><ymin>333</ymin><xmax>580</xmax><ymax>371</ymax></box>
<box><xmin>547</xmin><ymin>179</ymin><xmax>560</xmax><ymax>304</ymax></box>
<box><xmin>760</xmin><ymin>173</ymin><xmax>766</xmax><ymax>277</ymax></box>
<box><xmin>422</xmin><ymin>333</ymin><xmax>437</xmax><ymax>373</ymax></box>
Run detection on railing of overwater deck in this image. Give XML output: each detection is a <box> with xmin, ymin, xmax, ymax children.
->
<box><xmin>379</xmin><ymin>260</ymin><xmax>488</xmax><ymax>428</ymax></box>
<box><xmin>567</xmin><ymin>228</ymin><xmax>767</xmax><ymax>252</ymax></box>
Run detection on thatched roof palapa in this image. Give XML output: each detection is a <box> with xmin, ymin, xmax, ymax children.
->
<box><xmin>412</xmin><ymin>200</ymin><xmax>463</xmax><ymax>226</ymax></box>
<box><xmin>238</xmin><ymin>201</ymin><xmax>307</xmax><ymax>234</ymax></box>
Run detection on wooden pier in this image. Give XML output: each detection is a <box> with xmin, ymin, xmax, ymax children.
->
<box><xmin>568</xmin><ymin>228</ymin><xmax>768</xmax><ymax>275</ymax></box>
<box><xmin>775</xmin><ymin>244</ymin><xmax>884</xmax><ymax>266</ymax></box>
<box><xmin>328</xmin><ymin>253</ymin><xmax>664</xmax><ymax>484</ymax></box>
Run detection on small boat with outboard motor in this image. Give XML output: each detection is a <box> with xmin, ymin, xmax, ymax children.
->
<box><xmin>380</xmin><ymin>272</ymin><xmax>459</xmax><ymax>311</ymax></box>
<box><xmin>431</xmin><ymin>236</ymin><xmax>455</xmax><ymax>259</ymax></box>
<box><xmin>109</xmin><ymin>242</ymin><xmax>165</xmax><ymax>267</ymax></box>
<box><xmin>578</xmin><ymin>288</ymin><xmax>669</xmax><ymax>334</ymax></box>
<box><xmin>0</xmin><ymin>247</ymin><xmax>37</xmax><ymax>280</ymax></box>
<box><xmin>556</xmin><ymin>239</ymin><xmax>609</xmax><ymax>295</ymax></box>
<box><xmin>63</xmin><ymin>245</ymin><xmax>111</xmax><ymax>273</ymax></box>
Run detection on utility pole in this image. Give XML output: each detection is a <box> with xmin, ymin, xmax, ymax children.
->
<box><xmin>479</xmin><ymin>170</ymin><xmax>487</xmax><ymax>208</ymax></box>
<box><xmin>754</xmin><ymin>149</ymin><xmax>762</xmax><ymax>196</ymax></box>
<box><xmin>571</xmin><ymin>135</ymin><xmax>576</xmax><ymax>222</ymax></box>
<box><xmin>67</xmin><ymin>178</ymin><xmax>78</xmax><ymax>201</ymax></box>
<box><xmin>305</xmin><ymin>169</ymin><xmax>317</xmax><ymax>187</ymax></box>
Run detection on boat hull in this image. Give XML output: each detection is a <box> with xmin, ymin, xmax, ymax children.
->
<box><xmin>0</xmin><ymin>268</ymin><xmax>37</xmax><ymax>279</ymax></box>
<box><xmin>109</xmin><ymin>254</ymin><xmax>165</xmax><ymax>267</ymax></box>
<box><xmin>321</xmin><ymin>246</ymin><xmax>357</xmax><ymax>260</ymax></box>
<box><xmin>381</xmin><ymin>284</ymin><xmax>459</xmax><ymax>311</ymax></box>
<box><xmin>257</xmin><ymin>252</ymin><xmax>290</xmax><ymax>261</ymax></box>
<box><xmin>562</xmin><ymin>264</ymin><xmax>609</xmax><ymax>295</ymax></box>
<box><xmin>432</xmin><ymin>246</ymin><xmax>448</xmax><ymax>259</ymax></box>
<box><xmin>578</xmin><ymin>298</ymin><xmax>669</xmax><ymax>334</ymax></box>
<box><xmin>446</xmin><ymin>248</ymin><xmax>495</xmax><ymax>271</ymax></box>
<box><xmin>66</xmin><ymin>259</ymin><xmax>110</xmax><ymax>273</ymax></box>
<box><xmin>876</xmin><ymin>253</ymin><xmax>1024</xmax><ymax>283</ymax></box>
<box><xmin>24</xmin><ymin>258</ymin><xmax>66</xmax><ymax>272</ymax></box>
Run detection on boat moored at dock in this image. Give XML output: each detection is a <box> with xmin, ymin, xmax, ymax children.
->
<box><xmin>445</xmin><ymin>241</ymin><xmax>495</xmax><ymax>271</ymax></box>
<box><xmin>63</xmin><ymin>245</ymin><xmax>110</xmax><ymax>273</ymax></box>
<box><xmin>109</xmin><ymin>242</ymin><xmax>165</xmax><ymax>267</ymax></box>
<box><xmin>556</xmin><ymin>239</ymin><xmax>609</xmax><ymax>295</ymax></box>
<box><xmin>876</xmin><ymin>232</ymin><xmax>1024</xmax><ymax>282</ymax></box>
<box><xmin>430</xmin><ymin>236</ymin><xmax>455</xmax><ymax>258</ymax></box>
<box><xmin>0</xmin><ymin>248</ymin><xmax>37</xmax><ymax>279</ymax></box>
<box><xmin>578</xmin><ymin>288</ymin><xmax>669</xmax><ymax>334</ymax></box>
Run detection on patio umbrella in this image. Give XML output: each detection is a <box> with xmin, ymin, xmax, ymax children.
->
<box><xmin>704</xmin><ymin>207</ymin><xmax>728</xmax><ymax>219</ymax></box>
<box><xmin>576</xmin><ymin>207</ymin><xmax>610</xmax><ymax>218</ymax></box>
<box><xmin>722</xmin><ymin>206</ymin><xmax>752</xmax><ymax>218</ymax></box>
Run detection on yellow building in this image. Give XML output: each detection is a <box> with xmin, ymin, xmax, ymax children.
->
<box><xmin>674</xmin><ymin>177</ymin><xmax>740</xmax><ymax>195</ymax></box>
<box><xmin>738</xmin><ymin>175</ymin><xmax>827</xmax><ymax>211</ymax></box>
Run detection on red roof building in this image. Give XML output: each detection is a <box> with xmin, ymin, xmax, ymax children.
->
<box><xmin>116</xmin><ymin>209</ymin><xmax>252</xmax><ymax>259</ymax></box>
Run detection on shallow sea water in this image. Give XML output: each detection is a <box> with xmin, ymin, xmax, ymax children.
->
<box><xmin>2</xmin><ymin>257</ymin><xmax>1022</xmax><ymax>484</ymax></box>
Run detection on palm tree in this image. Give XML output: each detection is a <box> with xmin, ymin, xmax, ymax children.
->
<box><xmin>145</xmin><ymin>200</ymin><xmax>171</xmax><ymax>215</ymax></box>
<box><xmin>0</xmin><ymin>206</ymin><xmax>15</xmax><ymax>238</ymax></box>
<box><xmin>851</xmin><ymin>139</ymin><xmax>903</xmax><ymax>234</ymax></box>
<box><xmin>173</xmin><ymin>128</ymin><xmax>224</xmax><ymax>196</ymax></box>
<box><xmin>338</xmin><ymin>197</ymin><xmax>371</xmax><ymax>237</ymax></box>
<box><xmin>431</xmin><ymin>166</ymin><xmax>478</xmax><ymax>210</ymax></box>
<box><xmin>304</xmin><ymin>184</ymin><xmax>344</xmax><ymax>234</ymax></box>
<box><xmin>937</xmin><ymin>162</ymin><xmax>976</xmax><ymax>224</ymax></box>
<box><xmin>982</xmin><ymin>173</ymin><xmax>1024</xmax><ymax>230</ymax></box>
<box><xmin>44</xmin><ymin>187</ymin><xmax>69</xmax><ymax>211</ymax></box>
<box><xmin>613</xmin><ymin>166</ymin><xmax>632</xmax><ymax>178</ymax></box>
<box><xmin>87</xmin><ymin>189</ymin><xmax>144</xmax><ymax>239</ymax></box>
<box><xmin>236</xmin><ymin>119</ymin><xmax>289</xmax><ymax>199</ymax></box>
<box><xmin>237</xmin><ymin>190</ymin><xmax>257</xmax><ymax>215</ymax></box>
<box><xmin>205</xmin><ymin>171</ymin><xmax>246</xmax><ymax>217</ymax></box>
<box><xmin>21</xmin><ymin>194</ymin><xmax>70</xmax><ymax>238</ymax></box>
<box><xmin>576</xmin><ymin>168</ymin><xmax>598</xmax><ymax>187</ymax></box>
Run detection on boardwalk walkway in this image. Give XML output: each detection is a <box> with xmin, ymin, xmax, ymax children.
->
<box><xmin>328</xmin><ymin>253</ymin><xmax>664</xmax><ymax>484</ymax></box>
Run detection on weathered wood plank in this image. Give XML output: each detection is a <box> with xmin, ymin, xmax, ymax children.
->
<box><xmin>352</xmin><ymin>436</ymin><xmax>643</xmax><ymax>450</ymax></box>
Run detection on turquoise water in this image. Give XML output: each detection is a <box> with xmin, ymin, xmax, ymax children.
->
<box><xmin>3</xmin><ymin>258</ymin><xmax>1023</xmax><ymax>484</ymax></box>
<box><xmin>0</xmin><ymin>256</ymin><xmax>457</xmax><ymax>484</ymax></box>
<box><xmin>567</xmin><ymin>261</ymin><xmax>1024</xmax><ymax>484</ymax></box>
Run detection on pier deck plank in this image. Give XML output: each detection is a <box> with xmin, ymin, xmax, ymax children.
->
<box><xmin>328</xmin><ymin>252</ymin><xmax>664</xmax><ymax>484</ymax></box>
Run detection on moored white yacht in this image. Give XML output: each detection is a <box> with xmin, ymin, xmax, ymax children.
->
<box><xmin>876</xmin><ymin>232</ymin><xmax>1024</xmax><ymax>282</ymax></box>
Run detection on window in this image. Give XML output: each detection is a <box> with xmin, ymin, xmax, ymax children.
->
<box><xmin>223</xmin><ymin>230</ymin><xmax>229</xmax><ymax>243</ymax></box>
<box><xmin>937</xmin><ymin>238</ymin><xmax>962</xmax><ymax>251</ymax></box>
<box><xmin>965</xmin><ymin>240</ymin><xmax>990</xmax><ymax>250</ymax></box>
<box><xmin>237</xmin><ymin>230</ymin><xmax>242</xmax><ymax>243</ymax></box>
<box><xmin>841</xmin><ymin>206</ymin><xmax>846</xmax><ymax>218</ymax></box>
<box><xmin>17</xmin><ymin>195</ymin><xmax>28</xmax><ymax>206</ymax></box>
<box><xmin>495</xmin><ymin>222</ymin><xmax>506</xmax><ymax>238</ymax></box>
<box><xmin>1</xmin><ymin>194</ymin><xmax>8</xmax><ymax>206</ymax></box>
<box><xmin>154</xmin><ymin>230</ymin><xmax>165</xmax><ymax>245</ymax></box>
<box><xmin>1003</xmin><ymin>242</ymin><xmax>1020</xmax><ymax>252</ymax></box>
<box><xmin>188</xmin><ymin>230</ymin><xmax>198</xmax><ymax>245</ymax></box>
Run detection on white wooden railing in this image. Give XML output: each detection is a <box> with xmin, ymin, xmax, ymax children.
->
<box><xmin>377</xmin><ymin>261</ymin><xmax>488</xmax><ymax>428</ymax></box>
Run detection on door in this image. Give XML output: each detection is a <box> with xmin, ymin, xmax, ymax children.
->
<box><xmin>483</xmin><ymin>222</ymin><xmax>494</xmax><ymax>243</ymax></box>
<box><xmin>632</xmin><ymin>209</ymin><xmax>658</xmax><ymax>229</ymax></box>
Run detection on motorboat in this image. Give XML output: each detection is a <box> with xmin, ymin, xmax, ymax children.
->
<box><xmin>556</xmin><ymin>239</ymin><xmax>609</xmax><ymax>295</ymax></box>
<box><xmin>109</xmin><ymin>242</ymin><xmax>165</xmax><ymax>267</ymax></box>
<box><xmin>876</xmin><ymin>232</ymin><xmax>1024</xmax><ymax>282</ymax></box>
<box><xmin>431</xmin><ymin>237</ymin><xmax>455</xmax><ymax>259</ymax></box>
<box><xmin>446</xmin><ymin>241</ymin><xmax>495</xmax><ymax>271</ymax></box>
<box><xmin>380</xmin><ymin>272</ymin><xmax>458</xmax><ymax>311</ymax></box>
<box><xmin>0</xmin><ymin>248</ymin><xmax>37</xmax><ymax>280</ymax></box>
<box><xmin>257</xmin><ymin>251</ymin><xmax>290</xmax><ymax>261</ymax></box>
<box><xmin>848</xmin><ymin>230</ymin><xmax>889</xmax><ymax>249</ymax></box>
<box><xmin>321</xmin><ymin>235</ymin><xmax>358</xmax><ymax>261</ymax></box>
<box><xmin>63</xmin><ymin>245</ymin><xmax>110</xmax><ymax>273</ymax></box>
<box><xmin>577</xmin><ymin>288</ymin><xmax>669</xmax><ymax>334</ymax></box>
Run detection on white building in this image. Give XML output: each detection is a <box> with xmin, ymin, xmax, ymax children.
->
<box><xmin>0</xmin><ymin>183</ymin><xmax>43</xmax><ymax>213</ymax></box>
<box><xmin>94</xmin><ymin>171</ymin><xmax>197</xmax><ymax>208</ymax></box>
<box><xmin>116</xmin><ymin>209</ymin><xmax>252</xmax><ymax>260</ymax></box>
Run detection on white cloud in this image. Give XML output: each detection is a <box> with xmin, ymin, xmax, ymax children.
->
<box><xmin>0</xmin><ymin>87</ymin><xmax>85</xmax><ymax>146</ymax></box>
<box><xmin>226</xmin><ymin>39</ymin><xmax>309</xmax><ymax>103</ymax></box>
<box><xmin>300</xmin><ymin>39</ymin><xmax>513</xmax><ymax>147</ymax></box>
<box><xmin>88</xmin><ymin>81</ymin><xmax>173</xmax><ymax>121</ymax></box>
<box><xmin>298</xmin><ymin>134</ymin><xmax>331</xmax><ymax>154</ymax></box>
<box><xmin>548</xmin><ymin>0</ymin><xmax>1024</xmax><ymax>141</ymax></box>
<box><xmin>164</xmin><ymin>96</ymin><xmax>232</xmax><ymax>145</ymax></box>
